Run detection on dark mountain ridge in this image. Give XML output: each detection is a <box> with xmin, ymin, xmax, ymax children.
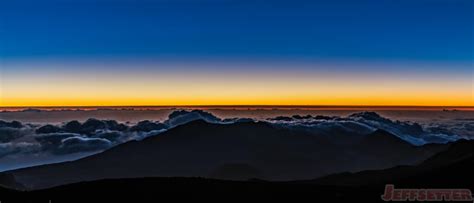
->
<box><xmin>311</xmin><ymin>140</ymin><xmax>474</xmax><ymax>187</ymax></box>
<box><xmin>1</xmin><ymin>140</ymin><xmax>472</xmax><ymax>201</ymax></box>
<box><xmin>1</xmin><ymin>119</ymin><xmax>447</xmax><ymax>190</ymax></box>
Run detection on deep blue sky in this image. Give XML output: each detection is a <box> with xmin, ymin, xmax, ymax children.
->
<box><xmin>0</xmin><ymin>0</ymin><xmax>473</xmax><ymax>107</ymax></box>
<box><xmin>1</xmin><ymin>0</ymin><xmax>472</xmax><ymax>62</ymax></box>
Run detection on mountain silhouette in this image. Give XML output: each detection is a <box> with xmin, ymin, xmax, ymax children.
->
<box><xmin>1</xmin><ymin>119</ymin><xmax>447</xmax><ymax>190</ymax></box>
<box><xmin>1</xmin><ymin>140</ymin><xmax>471</xmax><ymax>201</ymax></box>
<box><xmin>311</xmin><ymin>140</ymin><xmax>474</xmax><ymax>187</ymax></box>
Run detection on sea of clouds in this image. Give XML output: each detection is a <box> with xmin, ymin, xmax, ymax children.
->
<box><xmin>0</xmin><ymin>110</ymin><xmax>472</xmax><ymax>171</ymax></box>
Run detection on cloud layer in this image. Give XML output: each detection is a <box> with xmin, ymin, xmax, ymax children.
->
<box><xmin>0</xmin><ymin>110</ymin><xmax>471</xmax><ymax>170</ymax></box>
<box><xmin>266</xmin><ymin>111</ymin><xmax>466</xmax><ymax>145</ymax></box>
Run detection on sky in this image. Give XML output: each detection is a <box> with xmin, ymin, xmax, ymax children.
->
<box><xmin>0</xmin><ymin>0</ymin><xmax>473</xmax><ymax>107</ymax></box>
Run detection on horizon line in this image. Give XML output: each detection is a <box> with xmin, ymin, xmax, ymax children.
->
<box><xmin>1</xmin><ymin>105</ymin><xmax>473</xmax><ymax>109</ymax></box>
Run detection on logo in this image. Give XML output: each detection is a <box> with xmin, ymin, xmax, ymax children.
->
<box><xmin>382</xmin><ymin>184</ymin><xmax>473</xmax><ymax>202</ymax></box>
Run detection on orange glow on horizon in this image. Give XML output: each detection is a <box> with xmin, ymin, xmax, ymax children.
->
<box><xmin>1</xmin><ymin>84</ymin><xmax>472</xmax><ymax>107</ymax></box>
<box><xmin>1</xmin><ymin>60</ymin><xmax>472</xmax><ymax>108</ymax></box>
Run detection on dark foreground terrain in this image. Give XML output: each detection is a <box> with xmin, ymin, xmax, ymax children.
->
<box><xmin>0</xmin><ymin>175</ymin><xmax>472</xmax><ymax>202</ymax></box>
<box><xmin>1</xmin><ymin>140</ymin><xmax>473</xmax><ymax>202</ymax></box>
<box><xmin>0</xmin><ymin>119</ymin><xmax>448</xmax><ymax>190</ymax></box>
<box><xmin>1</xmin><ymin>177</ymin><xmax>383</xmax><ymax>202</ymax></box>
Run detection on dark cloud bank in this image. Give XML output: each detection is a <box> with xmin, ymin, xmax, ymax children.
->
<box><xmin>0</xmin><ymin>110</ymin><xmax>471</xmax><ymax>170</ymax></box>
